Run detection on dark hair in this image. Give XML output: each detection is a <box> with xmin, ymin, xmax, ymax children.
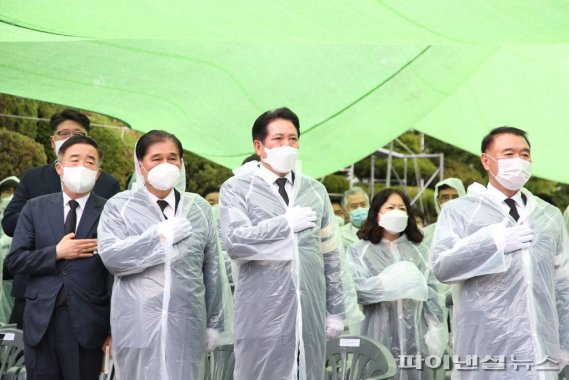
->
<box><xmin>136</xmin><ymin>130</ymin><xmax>183</xmax><ymax>160</ymax></box>
<box><xmin>50</xmin><ymin>109</ymin><xmax>90</xmax><ymax>132</ymax></box>
<box><xmin>251</xmin><ymin>107</ymin><xmax>300</xmax><ymax>143</ymax></box>
<box><xmin>0</xmin><ymin>179</ymin><xmax>18</xmax><ymax>194</ymax></box>
<box><xmin>481</xmin><ymin>126</ymin><xmax>530</xmax><ymax>153</ymax></box>
<box><xmin>329</xmin><ymin>195</ymin><xmax>343</xmax><ymax>206</ymax></box>
<box><xmin>58</xmin><ymin>135</ymin><xmax>103</xmax><ymax>162</ymax></box>
<box><xmin>202</xmin><ymin>186</ymin><xmax>220</xmax><ymax>197</ymax></box>
<box><xmin>241</xmin><ymin>153</ymin><xmax>260</xmax><ymax>165</ymax></box>
<box><xmin>436</xmin><ymin>184</ymin><xmax>452</xmax><ymax>192</ymax></box>
<box><xmin>357</xmin><ymin>188</ymin><xmax>423</xmax><ymax>244</ymax></box>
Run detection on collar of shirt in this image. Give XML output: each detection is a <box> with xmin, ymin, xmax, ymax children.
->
<box><xmin>62</xmin><ymin>192</ymin><xmax>90</xmax><ymax>228</ymax></box>
<box><xmin>487</xmin><ymin>182</ymin><xmax>525</xmax><ymax>208</ymax></box>
<box><xmin>258</xmin><ymin>164</ymin><xmax>293</xmax><ymax>186</ymax></box>
<box><xmin>258</xmin><ymin>164</ymin><xmax>294</xmax><ymax>203</ymax></box>
<box><xmin>144</xmin><ymin>186</ymin><xmax>176</xmax><ymax>219</ymax></box>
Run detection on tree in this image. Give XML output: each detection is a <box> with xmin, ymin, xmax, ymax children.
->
<box><xmin>0</xmin><ymin>128</ymin><xmax>47</xmax><ymax>178</ymax></box>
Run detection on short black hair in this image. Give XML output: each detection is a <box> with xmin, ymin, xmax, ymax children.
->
<box><xmin>50</xmin><ymin>109</ymin><xmax>90</xmax><ymax>132</ymax></box>
<box><xmin>436</xmin><ymin>184</ymin><xmax>452</xmax><ymax>192</ymax></box>
<box><xmin>251</xmin><ymin>107</ymin><xmax>300</xmax><ymax>143</ymax></box>
<box><xmin>58</xmin><ymin>135</ymin><xmax>103</xmax><ymax>162</ymax></box>
<box><xmin>329</xmin><ymin>195</ymin><xmax>343</xmax><ymax>206</ymax></box>
<box><xmin>0</xmin><ymin>179</ymin><xmax>18</xmax><ymax>194</ymax></box>
<box><xmin>202</xmin><ymin>186</ymin><xmax>220</xmax><ymax>197</ymax></box>
<box><xmin>357</xmin><ymin>188</ymin><xmax>423</xmax><ymax>244</ymax></box>
<box><xmin>136</xmin><ymin>130</ymin><xmax>183</xmax><ymax>160</ymax></box>
<box><xmin>481</xmin><ymin>126</ymin><xmax>530</xmax><ymax>153</ymax></box>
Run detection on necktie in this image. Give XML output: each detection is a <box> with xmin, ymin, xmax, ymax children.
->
<box><xmin>504</xmin><ymin>198</ymin><xmax>519</xmax><ymax>222</ymax></box>
<box><xmin>275</xmin><ymin>177</ymin><xmax>289</xmax><ymax>206</ymax></box>
<box><xmin>157</xmin><ymin>200</ymin><xmax>169</xmax><ymax>219</ymax></box>
<box><xmin>64</xmin><ymin>200</ymin><xmax>79</xmax><ymax>234</ymax></box>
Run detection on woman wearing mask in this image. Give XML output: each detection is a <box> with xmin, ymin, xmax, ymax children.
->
<box><xmin>347</xmin><ymin>188</ymin><xmax>448</xmax><ymax>380</ymax></box>
<box><xmin>97</xmin><ymin>130</ymin><xmax>233</xmax><ymax>380</ymax></box>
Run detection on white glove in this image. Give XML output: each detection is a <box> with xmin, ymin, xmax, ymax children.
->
<box><xmin>285</xmin><ymin>206</ymin><xmax>317</xmax><ymax>233</ymax></box>
<box><xmin>206</xmin><ymin>328</ymin><xmax>219</xmax><ymax>352</ymax></box>
<box><xmin>325</xmin><ymin>316</ymin><xmax>344</xmax><ymax>339</ymax></box>
<box><xmin>157</xmin><ymin>217</ymin><xmax>192</xmax><ymax>245</ymax></box>
<box><xmin>378</xmin><ymin>261</ymin><xmax>428</xmax><ymax>302</ymax></box>
<box><xmin>424</xmin><ymin>325</ymin><xmax>447</xmax><ymax>357</ymax></box>
<box><xmin>503</xmin><ymin>224</ymin><xmax>534</xmax><ymax>254</ymax></box>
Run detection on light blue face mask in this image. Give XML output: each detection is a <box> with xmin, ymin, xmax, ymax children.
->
<box><xmin>349</xmin><ymin>207</ymin><xmax>369</xmax><ymax>228</ymax></box>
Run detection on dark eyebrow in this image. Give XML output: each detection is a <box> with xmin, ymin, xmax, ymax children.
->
<box><xmin>86</xmin><ymin>154</ymin><xmax>97</xmax><ymax>161</ymax></box>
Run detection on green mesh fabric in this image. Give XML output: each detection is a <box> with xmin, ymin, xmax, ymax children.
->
<box><xmin>1</xmin><ymin>1</ymin><xmax>569</xmax><ymax>181</ymax></box>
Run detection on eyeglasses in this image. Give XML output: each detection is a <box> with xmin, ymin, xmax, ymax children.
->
<box><xmin>54</xmin><ymin>130</ymin><xmax>87</xmax><ymax>138</ymax></box>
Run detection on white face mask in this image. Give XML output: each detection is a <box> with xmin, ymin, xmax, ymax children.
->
<box><xmin>54</xmin><ymin>137</ymin><xmax>70</xmax><ymax>157</ymax></box>
<box><xmin>262</xmin><ymin>145</ymin><xmax>298</xmax><ymax>174</ymax></box>
<box><xmin>485</xmin><ymin>155</ymin><xmax>532</xmax><ymax>190</ymax></box>
<box><xmin>61</xmin><ymin>166</ymin><xmax>98</xmax><ymax>193</ymax></box>
<box><xmin>378</xmin><ymin>209</ymin><xmax>408</xmax><ymax>234</ymax></box>
<box><xmin>143</xmin><ymin>163</ymin><xmax>181</xmax><ymax>191</ymax></box>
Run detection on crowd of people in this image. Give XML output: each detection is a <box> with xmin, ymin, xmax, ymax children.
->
<box><xmin>0</xmin><ymin>107</ymin><xmax>568</xmax><ymax>380</ymax></box>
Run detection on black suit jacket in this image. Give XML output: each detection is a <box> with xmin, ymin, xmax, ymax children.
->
<box><xmin>1</xmin><ymin>164</ymin><xmax>119</xmax><ymax>299</ymax></box>
<box><xmin>5</xmin><ymin>192</ymin><xmax>111</xmax><ymax>349</ymax></box>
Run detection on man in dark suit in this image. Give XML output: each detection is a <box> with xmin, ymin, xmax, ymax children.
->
<box><xmin>1</xmin><ymin>108</ymin><xmax>120</xmax><ymax>328</ymax></box>
<box><xmin>5</xmin><ymin>136</ymin><xmax>111</xmax><ymax>380</ymax></box>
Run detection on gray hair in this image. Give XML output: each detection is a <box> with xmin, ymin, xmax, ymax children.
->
<box><xmin>341</xmin><ymin>187</ymin><xmax>370</xmax><ymax>209</ymax></box>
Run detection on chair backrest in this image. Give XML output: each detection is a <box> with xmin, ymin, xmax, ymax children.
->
<box><xmin>325</xmin><ymin>335</ymin><xmax>397</xmax><ymax>380</ymax></box>
<box><xmin>205</xmin><ymin>344</ymin><xmax>235</xmax><ymax>380</ymax></box>
<box><xmin>0</xmin><ymin>327</ymin><xmax>25</xmax><ymax>378</ymax></box>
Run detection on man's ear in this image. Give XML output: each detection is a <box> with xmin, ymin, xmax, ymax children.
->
<box><xmin>55</xmin><ymin>162</ymin><xmax>64</xmax><ymax>177</ymax></box>
<box><xmin>253</xmin><ymin>140</ymin><xmax>266</xmax><ymax>159</ymax></box>
<box><xmin>480</xmin><ymin>154</ymin><xmax>490</xmax><ymax>171</ymax></box>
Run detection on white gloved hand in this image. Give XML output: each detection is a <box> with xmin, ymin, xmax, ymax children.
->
<box><xmin>285</xmin><ymin>206</ymin><xmax>317</xmax><ymax>233</ymax></box>
<box><xmin>206</xmin><ymin>328</ymin><xmax>219</xmax><ymax>352</ymax></box>
<box><xmin>424</xmin><ymin>326</ymin><xmax>446</xmax><ymax>357</ymax></box>
<box><xmin>325</xmin><ymin>316</ymin><xmax>344</xmax><ymax>339</ymax></box>
<box><xmin>157</xmin><ymin>217</ymin><xmax>192</xmax><ymax>245</ymax></box>
<box><xmin>378</xmin><ymin>261</ymin><xmax>428</xmax><ymax>302</ymax></box>
<box><xmin>503</xmin><ymin>224</ymin><xmax>534</xmax><ymax>254</ymax></box>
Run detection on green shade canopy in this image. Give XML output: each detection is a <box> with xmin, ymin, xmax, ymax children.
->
<box><xmin>1</xmin><ymin>1</ymin><xmax>569</xmax><ymax>182</ymax></box>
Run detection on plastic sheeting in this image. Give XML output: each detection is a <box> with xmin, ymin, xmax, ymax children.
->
<box><xmin>2</xmin><ymin>3</ymin><xmax>569</xmax><ymax>182</ymax></box>
<box><xmin>348</xmin><ymin>236</ymin><xmax>448</xmax><ymax>380</ymax></box>
<box><xmin>219</xmin><ymin>161</ymin><xmax>362</xmax><ymax>380</ymax></box>
<box><xmin>431</xmin><ymin>183</ymin><xmax>569</xmax><ymax>379</ymax></box>
<box><xmin>97</xmin><ymin>186</ymin><xmax>233</xmax><ymax>380</ymax></box>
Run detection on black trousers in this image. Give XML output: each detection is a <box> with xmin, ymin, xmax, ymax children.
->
<box><xmin>9</xmin><ymin>298</ymin><xmax>25</xmax><ymax>329</ymax></box>
<box><xmin>24</xmin><ymin>307</ymin><xmax>103</xmax><ymax>380</ymax></box>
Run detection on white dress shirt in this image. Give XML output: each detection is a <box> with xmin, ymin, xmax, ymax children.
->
<box><xmin>259</xmin><ymin>164</ymin><xmax>293</xmax><ymax>203</ymax></box>
<box><xmin>62</xmin><ymin>192</ymin><xmax>90</xmax><ymax>230</ymax></box>
<box><xmin>487</xmin><ymin>182</ymin><xmax>527</xmax><ymax>219</ymax></box>
<box><xmin>144</xmin><ymin>187</ymin><xmax>176</xmax><ymax>219</ymax></box>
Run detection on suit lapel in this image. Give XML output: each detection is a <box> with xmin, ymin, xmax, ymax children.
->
<box><xmin>48</xmin><ymin>193</ymin><xmax>66</xmax><ymax>241</ymax></box>
<box><xmin>76</xmin><ymin>193</ymin><xmax>103</xmax><ymax>239</ymax></box>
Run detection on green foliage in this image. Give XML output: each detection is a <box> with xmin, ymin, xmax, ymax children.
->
<box><xmin>184</xmin><ymin>152</ymin><xmax>233</xmax><ymax>196</ymax></box>
<box><xmin>0</xmin><ymin>95</ymin><xmax>39</xmax><ymax>139</ymax></box>
<box><xmin>0</xmin><ymin>128</ymin><xmax>47</xmax><ymax>178</ymax></box>
<box><xmin>321</xmin><ymin>175</ymin><xmax>349</xmax><ymax>194</ymax></box>
<box><xmin>89</xmin><ymin>127</ymin><xmax>139</xmax><ymax>190</ymax></box>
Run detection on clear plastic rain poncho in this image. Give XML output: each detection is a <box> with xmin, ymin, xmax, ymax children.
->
<box><xmin>340</xmin><ymin>223</ymin><xmax>359</xmax><ymax>251</ymax></box>
<box><xmin>422</xmin><ymin>178</ymin><xmax>466</xmax><ymax>249</ymax></box>
<box><xmin>432</xmin><ymin>183</ymin><xmax>569</xmax><ymax>379</ymax></box>
<box><xmin>347</xmin><ymin>235</ymin><xmax>448</xmax><ymax>380</ymax></box>
<box><xmin>219</xmin><ymin>162</ymin><xmax>362</xmax><ymax>380</ymax></box>
<box><xmin>97</xmin><ymin>157</ymin><xmax>233</xmax><ymax>380</ymax></box>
